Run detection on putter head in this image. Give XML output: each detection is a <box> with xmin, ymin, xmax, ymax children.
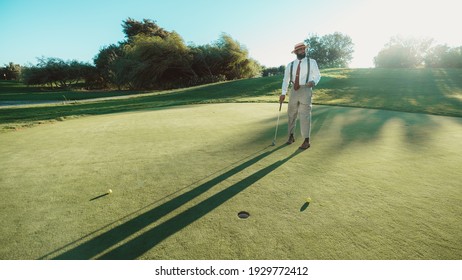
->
<box><xmin>271</xmin><ymin>140</ymin><xmax>276</xmax><ymax>146</ymax></box>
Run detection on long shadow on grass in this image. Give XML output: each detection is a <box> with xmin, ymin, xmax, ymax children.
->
<box><xmin>39</xmin><ymin>145</ymin><xmax>269</xmax><ymax>260</ymax></box>
<box><xmin>52</xmin><ymin>144</ymin><xmax>291</xmax><ymax>259</ymax></box>
<box><xmin>98</xmin><ymin>149</ymin><xmax>302</xmax><ymax>259</ymax></box>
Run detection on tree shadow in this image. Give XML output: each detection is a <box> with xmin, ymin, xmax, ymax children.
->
<box><xmin>256</xmin><ymin>102</ymin><xmax>441</xmax><ymax>157</ymax></box>
<box><xmin>310</xmin><ymin>104</ymin><xmax>441</xmax><ymax>153</ymax></box>
<box><xmin>316</xmin><ymin>68</ymin><xmax>462</xmax><ymax>118</ymax></box>
<box><xmin>51</xmin><ymin>144</ymin><xmax>294</xmax><ymax>259</ymax></box>
<box><xmin>247</xmin><ymin>101</ymin><xmax>443</xmax><ymax>164</ymax></box>
<box><xmin>431</xmin><ymin>69</ymin><xmax>462</xmax><ymax>115</ymax></box>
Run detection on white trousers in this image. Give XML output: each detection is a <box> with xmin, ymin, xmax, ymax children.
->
<box><xmin>287</xmin><ymin>86</ymin><xmax>312</xmax><ymax>139</ymax></box>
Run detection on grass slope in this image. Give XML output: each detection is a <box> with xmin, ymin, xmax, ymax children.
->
<box><xmin>316</xmin><ymin>68</ymin><xmax>462</xmax><ymax>117</ymax></box>
<box><xmin>1</xmin><ymin>68</ymin><xmax>461</xmax><ymax>131</ymax></box>
<box><xmin>0</xmin><ymin>103</ymin><xmax>461</xmax><ymax>259</ymax></box>
<box><xmin>0</xmin><ymin>80</ymin><xmax>147</xmax><ymax>102</ymax></box>
<box><xmin>0</xmin><ymin>77</ymin><xmax>281</xmax><ymax>131</ymax></box>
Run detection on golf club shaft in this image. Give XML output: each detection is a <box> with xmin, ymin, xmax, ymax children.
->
<box><xmin>273</xmin><ymin>102</ymin><xmax>282</xmax><ymax>143</ymax></box>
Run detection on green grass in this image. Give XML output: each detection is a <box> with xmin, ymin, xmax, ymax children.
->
<box><xmin>0</xmin><ymin>80</ymin><xmax>147</xmax><ymax>102</ymax></box>
<box><xmin>315</xmin><ymin>68</ymin><xmax>462</xmax><ymax>116</ymax></box>
<box><xmin>0</xmin><ymin>103</ymin><xmax>461</xmax><ymax>259</ymax></box>
<box><xmin>0</xmin><ymin>68</ymin><xmax>461</xmax><ymax>260</ymax></box>
<box><xmin>0</xmin><ymin>77</ymin><xmax>281</xmax><ymax>131</ymax></box>
<box><xmin>1</xmin><ymin>68</ymin><xmax>461</xmax><ymax>131</ymax></box>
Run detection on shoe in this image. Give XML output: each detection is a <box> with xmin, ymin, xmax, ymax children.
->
<box><xmin>286</xmin><ymin>134</ymin><xmax>295</xmax><ymax>145</ymax></box>
<box><xmin>299</xmin><ymin>138</ymin><xmax>311</xmax><ymax>150</ymax></box>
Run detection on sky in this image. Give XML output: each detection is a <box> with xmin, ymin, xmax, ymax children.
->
<box><xmin>1</xmin><ymin>0</ymin><xmax>461</xmax><ymax>68</ymax></box>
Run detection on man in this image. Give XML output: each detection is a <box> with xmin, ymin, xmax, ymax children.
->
<box><xmin>280</xmin><ymin>42</ymin><xmax>321</xmax><ymax>149</ymax></box>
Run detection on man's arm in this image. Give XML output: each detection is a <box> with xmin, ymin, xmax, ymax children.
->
<box><xmin>280</xmin><ymin>62</ymin><xmax>292</xmax><ymax>103</ymax></box>
<box><xmin>309</xmin><ymin>59</ymin><xmax>321</xmax><ymax>87</ymax></box>
<box><xmin>281</xmin><ymin>62</ymin><xmax>291</xmax><ymax>96</ymax></box>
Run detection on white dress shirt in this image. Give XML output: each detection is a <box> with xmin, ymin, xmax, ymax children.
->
<box><xmin>281</xmin><ymin>57</ymin><xmax>321</xmax><ymax>95</ymax></box>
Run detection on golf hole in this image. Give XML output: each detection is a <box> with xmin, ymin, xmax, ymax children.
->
<box><xmin>238</xmin><ymin>211</ymin><xmax>250</xmax><ymax>219</ymax></box>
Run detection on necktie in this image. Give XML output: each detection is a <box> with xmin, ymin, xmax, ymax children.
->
<box><xmin>294</xmin><ymin>60</ymin><xmax>301</xmax><ymax>90</ymax></box>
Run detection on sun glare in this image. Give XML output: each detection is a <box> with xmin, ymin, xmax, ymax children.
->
<box><xmin>341</xmin><ymin>0</ymin><xmax>461</xmax><ymax>67</ymax></box>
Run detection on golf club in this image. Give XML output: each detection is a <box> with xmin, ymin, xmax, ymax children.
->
<box><xmin>271</xmin><ymin>102</ymin><xmax>283</xmax><ymax>146</ymax></box>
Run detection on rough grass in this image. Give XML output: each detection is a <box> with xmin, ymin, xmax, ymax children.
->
<box><xmin>0</xmin><ymin>103</ymin><xmax>461</xmax><ymax>260</ymax></box>
<box><xmin>0</xmin><ymin>80</ymin><xmax>147</xmax><ymax>102</ymax></box>
<box><xmin>0</xmin><ymin>78</ymin><xmax>281</xmax><ymax>131</ymax></box>
<box><xmin>315</xmin><ymin>68</ymin><xmax>462</xmax><ymax>117</ymax></box>
<box><xmin>1</xmin><ymin>68</ymin><xmax>461</xmax><ymax>131</ymax></box>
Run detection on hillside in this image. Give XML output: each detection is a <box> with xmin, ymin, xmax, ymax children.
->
<box><xmin>316</xmin><ymin>68</ymin><xmax>462</xmax><ymax>117</ymax></box>
<box><xmin>1</xmin><ymin>68</ymin><xmax>461</xmax><ymax>131</ymax></box>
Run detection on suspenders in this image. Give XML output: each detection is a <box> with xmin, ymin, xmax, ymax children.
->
<box><xmin>289</xmin><ymin>58</ymin><xmax>311</xmax><ymax>87</ymax></box>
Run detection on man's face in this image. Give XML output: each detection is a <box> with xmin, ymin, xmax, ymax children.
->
<box><xmin>295</xmin><ymin>48</ymin><xmax>306</xmax><ymax>59</ymax></box>
<box><xmin>295</xmin><ymin>48</ymin><xmax>306</xmax><ymax>55</ymax></box>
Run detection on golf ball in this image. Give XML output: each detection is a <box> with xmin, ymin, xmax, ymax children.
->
<box><xmin>108</xmin><ymin>189</ymin><xmax>112</xmax><ymax>194</ymax></box>
<box><xmin>306</xmin><ymin>197</ymin><xmax>312</xmax><ymax>203</ymax></box>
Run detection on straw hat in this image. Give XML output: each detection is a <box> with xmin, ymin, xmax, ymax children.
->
<box><xmin>291</xmin><ymin>42</ymin><xmax>307</xmax><ymax>53</ymax></box>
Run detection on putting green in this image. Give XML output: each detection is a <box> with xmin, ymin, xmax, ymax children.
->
<box><xmin>0</xmin><ymin>103</ymin><xmax>461</xmax><ymax>259</ymax></box>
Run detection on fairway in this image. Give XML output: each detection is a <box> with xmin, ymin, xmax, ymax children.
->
<box><xmin>0</xmin><ymin>103</ymin><xmax>461</xmax><ymax>259</ymax></box>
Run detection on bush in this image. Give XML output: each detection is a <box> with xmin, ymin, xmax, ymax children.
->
<box><xmin>21</xmin><ymin>57</ymin><xmax>97</xmax><ymax>88</ymax></box>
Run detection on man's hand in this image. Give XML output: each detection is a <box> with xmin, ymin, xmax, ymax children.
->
<box><xmin>307</xmin><ymin>81</ymin><xmax>315</xmax><ymax>88</ymax></box>
<box><xmin>279</xmin><ymin>95</ymin><xmax>286</xmax><ymax>103</ymax></box>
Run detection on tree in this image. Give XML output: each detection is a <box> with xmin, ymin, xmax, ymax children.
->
<box><xmin>189</xmin><ymin>44</ymin><xmax>219</xmax><ymax>77</ymax></box>
<box><xmin>93</xmin><ymin>18</ymin><xmax>261</xmax><ymax>89</ymax></box>
<box><xmin>21</xmin><ymin>57</ymin><xmax>95</xmax><ymax>88</ymax></box>
<box><xmin>424</xmin><ymin>44</ymin><xmax>451</xmax><ymax>68</ymax></box>
<box><xmin>120</xmin><ymin>32</ymin><xmax>261</xmax><ymax>89</ymax></box>
<box><xmin>442</xmin><ymin>46</ymin><xmax>462</xmax><ymax>68</ymax></box>
<box><xmin>1</xmin><ymin>62</ymin><xmax>21</xmax><ymax>80</ymax></box>
<box><xmin>374</xmin><ymin>45</ymin><xmax>416</xmax><ymax>68</ymax></box>
<box><xmin>374</xmin><ymin>35</ymin><xmax>434</xmax><ymax>68</ymax></box>
<box><xmin>262</xmin><ymin>66</ymin><xmax>285</xmax><ymax>77</ymax></box>
<box><xmin>122</xmin><ymin>32</ymin><xmax>195</xmax><ymax>89</ymax></box>
<box><xmin>122</xmin><ymin>18</ymin><xmax>170</xmax><ymax>41</ymax></box>
<box><xmin>94</xmin><ymin>44</ymin><xmax>124</xmax><ymax>88</ymax></box>
<box><xmin>425</xmin><ymin>45</ymin><xmax>462</xmax><ymax>68</ymax></box>
<box><xmin>305</xmin><ymin>32</ymin><xmax>354</xmax><ymax>68</ymax></box>
<box><xmin>209</xmin><ymin>34</ymin><xmax>261</xmax><ymax>80</ymax></box>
